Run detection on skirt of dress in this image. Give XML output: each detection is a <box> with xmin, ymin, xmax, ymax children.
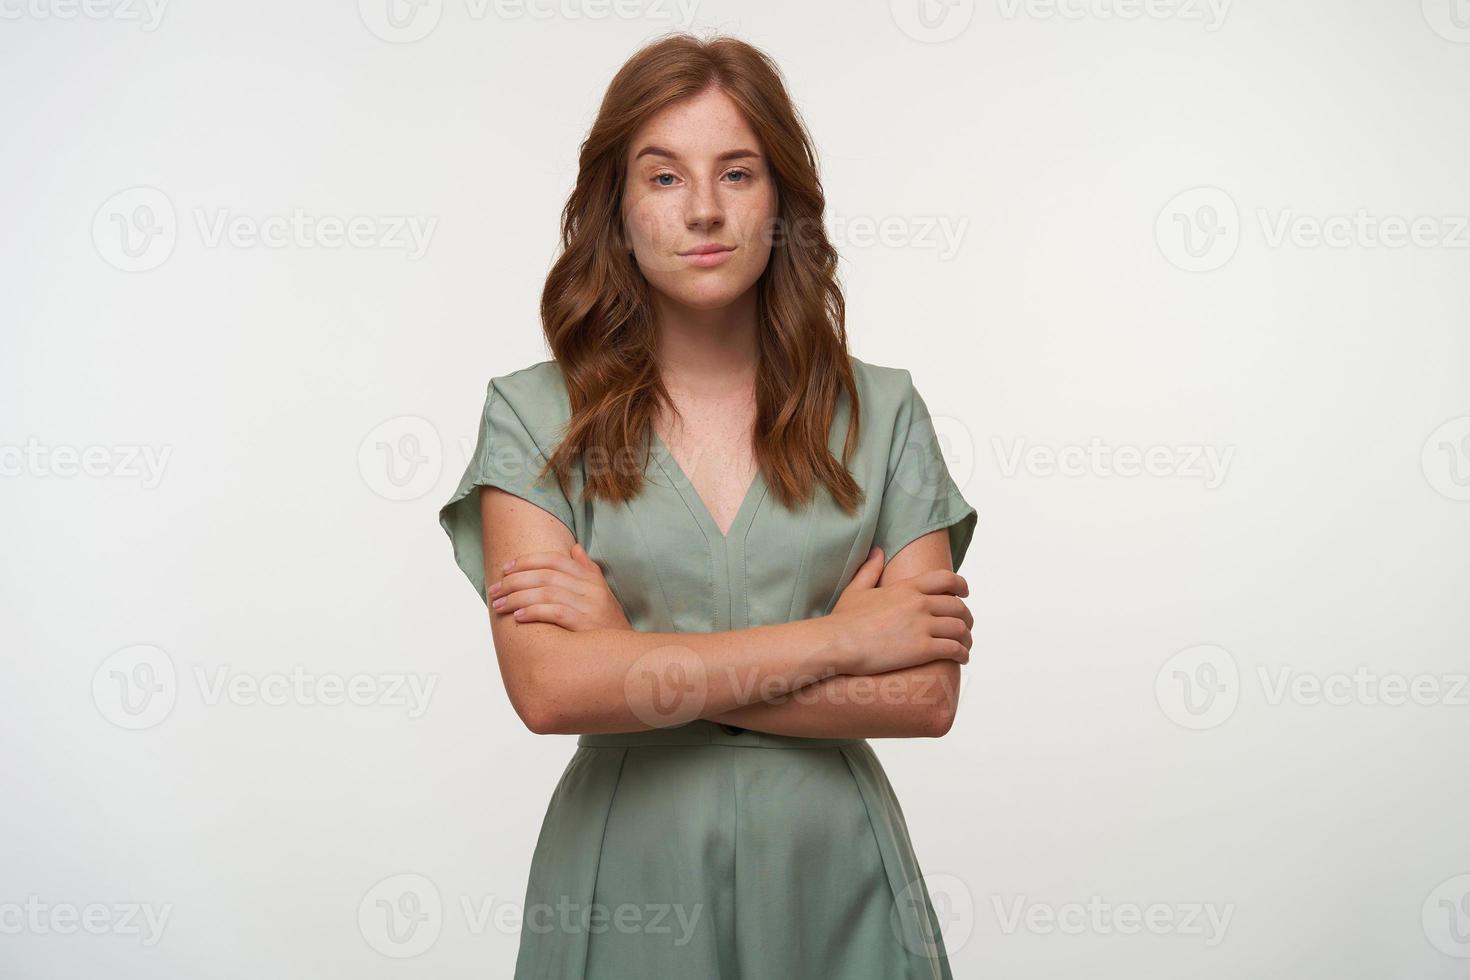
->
<box><xmin>511</xmin><ymin>720</ymin><xmax>953</xmax><ymax>980</ymax></box>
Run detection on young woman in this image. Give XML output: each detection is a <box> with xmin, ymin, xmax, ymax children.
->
<box><xmin>438</xmin><ymin>32</ymin><xmax>978</xmax><ymax>980</ymax></box>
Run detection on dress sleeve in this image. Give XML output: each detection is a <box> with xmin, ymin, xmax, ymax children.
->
<box><xmin>871</xmin><ymin>372</ymin><xmax>979</xmax><ymax>569</ymax></box>
<box><xmin>437</xmin><ymin>380</ymin><xmax>577</xmax><ymax>604</ymax></box>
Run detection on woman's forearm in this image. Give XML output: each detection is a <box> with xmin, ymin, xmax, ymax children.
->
<box><xmin>705</xmin><ymin>660</ymin><xmax>961</xmax><ymax>739</ymax></box>
<box><xmin>494</xmin><ymin>613</ymin><xmax>854</xmax><ymax>735</ymax></box>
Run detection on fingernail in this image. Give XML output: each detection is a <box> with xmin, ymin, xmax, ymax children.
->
<box><xmin>492</xmin><ymin>597</ymin><xmax>505</xmax><ymax>609</ymax></box>
<box><xmin>488</xmin><ymin>581</ymin><xmax>500</xmax><ymax>595</ymax></box>
<box><xmin>503</xmin><ymin>559</ymin><xmax>515</xmax><ymax>571</ymax></box>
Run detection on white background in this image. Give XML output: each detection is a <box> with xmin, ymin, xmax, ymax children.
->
<box><xmin>3</xmin><ymin>1</ymin><xmax>1469</xmax><ymax>977</ymax></box>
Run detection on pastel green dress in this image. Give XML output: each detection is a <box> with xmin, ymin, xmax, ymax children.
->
<box><xmin>438</xmin><ymin>354</ymin><xmax>977</xmax><ymax>979</ymax></box>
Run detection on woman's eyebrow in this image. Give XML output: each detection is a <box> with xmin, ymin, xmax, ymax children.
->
<box><xmin>633</xmin><ymin>145</ymin><xmax>762</xmax><ymax>163</ymax></box>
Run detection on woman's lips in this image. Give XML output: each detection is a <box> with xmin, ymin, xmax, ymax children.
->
<box><xmin>680</xmin><ymin>245</ymin><xmax>736</xmax><ymax>267</ymax></box>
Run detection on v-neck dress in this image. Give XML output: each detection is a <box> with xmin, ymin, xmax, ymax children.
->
<box><xmin>438</xmin><ymin>354</ymin><xmax>978</xmax><ymax>980</ymax></box>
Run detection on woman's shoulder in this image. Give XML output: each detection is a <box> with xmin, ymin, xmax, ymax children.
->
<box><xmin>487</xmin><ymin>358</ymin><xmax>566</xmax><ymax>400</ymax></box>
<box><xmin>485</xmin><ymin>359</ymin><xmax>570</xmax><ymax>413</ymax></box>
<box><xmin>845</xmin><ymin>352</ymin><xmax>920</xmax><ymax>424</ymax></box>
<box><xmin>477</xmin><ymin>359</ymin><xmax>572</xmax><ymax>448</ymax></box>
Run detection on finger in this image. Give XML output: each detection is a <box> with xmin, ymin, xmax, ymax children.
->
<box><xmin>501</xmin><ymin>550</ymin><xmax>580</xmax><ymax>575</ymax></box>
<box><xmin>496</xmin><ymin>568</ymin><xmax>591</xmax><ymax>598</ymax></box>
<box><xmin>906</xmin><ymin>568</ymin><xmax>969</xmax><ymax>598</ymax></box>
<box><xmin>930</xmin><ymin>637</ymin><xmax>969</xmax><ymax>664</ymax></box>
<box><xmin>925</xmin><ymin>594</ymin><xmax>974</xmax><ymax>629</ymax></box>
<box><xmin>493</xmin><ymin>585</ymin><xmax>583</xmax><ymax>615</ymax></box>
<box><xmin>928</xmin><ymin>617</ymin><xmax>972</xmax><ymax>649</ymax></box>
<box><xmin>510</xmin><ymin>603</ymin><xmax>575</xmax><ymax>628</ymax></box>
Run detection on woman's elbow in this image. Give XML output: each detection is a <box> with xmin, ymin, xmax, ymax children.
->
<box><xmin>921</xmin><ymin>667</ymin><xmax>960</xmax><ymax>737</ymax></box>
<box><xmin>519</xmin><ymin>703</ymin><xmax>564</xmax><ymax>735</ymax></box>
<box><xmin>509</xmin><ymin>679</ymin><xmax>583</xmax><ymax>735</ymax></box>
<box><xmin>499</xmin><ymin>660</ymin><xmax>570</xmax><ymax>734</ymax></box>
<box><xmin>923</xmin><ymin>698</ymin><xmax>957</xmax><ymax>738</ymax></box>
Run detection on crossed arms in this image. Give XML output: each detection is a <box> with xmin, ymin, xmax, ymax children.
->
<box><xmin>478</xmin><ymin>487</ymin><xmax>971</xmax><ymax>739</ymax></box>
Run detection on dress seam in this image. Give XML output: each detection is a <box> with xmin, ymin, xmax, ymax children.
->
<box><xmin>575</xmin><ymin>745</ymin><xmax>629</xmax><ymax>980</ymax></box>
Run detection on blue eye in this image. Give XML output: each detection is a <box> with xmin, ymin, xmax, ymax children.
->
<box><xmin>654</xmin><ymin>173</ymin><xmax>675</xmax><ymax>187</ymax></box>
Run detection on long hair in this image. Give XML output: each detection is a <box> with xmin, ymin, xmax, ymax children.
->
<box><xmin>539</xmin><ymin>31</ymin><xmax>862</xmax><ymax>516</ymax></box>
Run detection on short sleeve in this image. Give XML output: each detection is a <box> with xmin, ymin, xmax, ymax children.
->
<box><xmin>437</xmin><ymin>379</ymin><xmax>577</xmax><ymax>604</ymax></box>
<box><xmin>871</xmin><ymin>373</ymin><xmax>978</xmax><ymax>569</ymax></box>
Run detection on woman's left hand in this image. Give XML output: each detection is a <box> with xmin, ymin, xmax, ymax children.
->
<box><xmin>488</xmin><ymin>543</ymin><xmax>632</xmax><ymax>632</ymax></box>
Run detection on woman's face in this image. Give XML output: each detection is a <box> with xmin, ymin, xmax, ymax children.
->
<box><xmin>621</xmin><ymin>85</ymin><xmax>779</xmax><ymax>311</ymax></box>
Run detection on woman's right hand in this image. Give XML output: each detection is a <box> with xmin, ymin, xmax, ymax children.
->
<box><xmin>827</xmin><ymin>547</ymin><xmax>973</xmax><ymax>675</ymax></box>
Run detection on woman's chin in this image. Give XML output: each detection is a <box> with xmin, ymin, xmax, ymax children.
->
<box><xmin>660</xmin><ymin>280</ymin><xmax>753</xmax><ymax>311</ymax></box>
